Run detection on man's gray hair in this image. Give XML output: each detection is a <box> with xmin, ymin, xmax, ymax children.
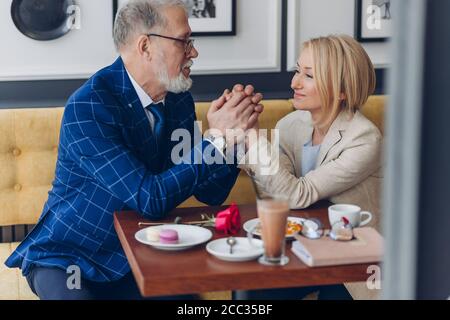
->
<box><xmin>113</xmin><ymin>0</ymin><xmax>187</xmax><ymax>51</ymax></box>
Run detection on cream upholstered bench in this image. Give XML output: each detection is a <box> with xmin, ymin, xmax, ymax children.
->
<box><xmin>0</xmin><ymin>108</ymin><xmax>64</xmax><ymax>300</ymax></box>
<box><xmin>0</xmin><ymin>97</ymin><xmax>385</xmax><ymax>300</ymax></box>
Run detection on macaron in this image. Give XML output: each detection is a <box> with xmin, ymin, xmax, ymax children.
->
<box><xmin>159</xmin><ymin>229</ymin><xmax>179</xmax><ymax>244</ymax></box>
<box><xmin>145</xmin><ymin>228</ymin><xmax>160</xmax><ymax>242</ymax></box>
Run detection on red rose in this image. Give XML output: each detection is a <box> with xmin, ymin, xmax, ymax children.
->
<box><xmin>214</xmin><ymin>203</ymin><xmax>241</xmax><ymax>235</ymax></box>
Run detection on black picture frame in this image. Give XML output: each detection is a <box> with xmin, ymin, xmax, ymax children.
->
<box><xmin>113</xmin><ymin>0</ymin><xmax>236</xmax><ymax>37</ymax></box>
<box><xmin>113</xmin><ymin>0</ymin><xmax>118</xmax><ymax>28</ymax></box>
<box><xmin>355</xmin><ymin>0</ymin><xmax>392</xmax><ymax>42</ymax></box>
<box><xmin>189</xmin><ymin>0</ymin><xmax>236</xmax><ymax>37</ymax></box>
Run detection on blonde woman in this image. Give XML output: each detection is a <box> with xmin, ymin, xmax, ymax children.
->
<box><xmin>237</xmin><ymin>35</ymin><xmax>383</xmax><ymax>300</ymax></box>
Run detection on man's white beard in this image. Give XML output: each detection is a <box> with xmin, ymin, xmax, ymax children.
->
<box><xmin>157</xmin><ymin>60</ymin><xmax>193</xmax><ymax>94</ymax></box>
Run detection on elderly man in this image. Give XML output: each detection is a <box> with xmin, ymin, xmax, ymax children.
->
<box><xmin>5</xmin><ymin>0</ymin><xmax>262</xmax><ymax>300</ymax></box>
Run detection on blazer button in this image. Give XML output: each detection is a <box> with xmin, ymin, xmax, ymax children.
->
<box><xmin>14</xmin><ymin>184</ymin><xmax>22</xmax><ymax>192</ymax></box>
<box><xmin>12</xmin><ymin>148</ymin><xmax>21</xmax><ymax>157</ymax></box>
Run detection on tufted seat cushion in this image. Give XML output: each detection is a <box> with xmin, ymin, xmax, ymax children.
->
<box><xmin>0</xmin><ymin>242</ymin><xmax>38</xmax><ymax>300</ymax></box>
<box><xmin>0</xmin><ymin>108</ymin><xmax>63</xmax><ymax>226</ymax></box>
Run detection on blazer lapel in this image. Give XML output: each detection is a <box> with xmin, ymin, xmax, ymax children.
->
<box><xmin>110</xmin><ymin>57</ymin><xmax>149</xmax><ymax>129</ymax></box>
<box><xmin>315</xmin><ymin>111</ymin><xmax>352</xmax><ymax>167</ymax></box>
<box><xmin>109</xmin><ymin>57</ymin><xmax>160</xmax><ymax>170</ymax></box>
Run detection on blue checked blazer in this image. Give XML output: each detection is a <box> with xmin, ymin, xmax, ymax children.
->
<box><xmin>5</xmin><ymin>57</ymin><xmax>240</xmax><ymax>282</ymax></box>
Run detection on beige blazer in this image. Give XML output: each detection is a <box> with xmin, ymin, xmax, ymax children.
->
<box><xmin>240</xmin><ymin>109</ymin><xmax>384</xmax><ymax>300</ymax></box>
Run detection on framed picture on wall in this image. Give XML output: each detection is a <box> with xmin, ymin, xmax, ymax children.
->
<box><xmin>113</xmin><ymin>0</ymin><xmax>236</xmax><ymax>37</ymax></box>
<box><xmin>355</xmin><ymin>0</ymin><xmax>392</xmax><ymax>42</ymax></box>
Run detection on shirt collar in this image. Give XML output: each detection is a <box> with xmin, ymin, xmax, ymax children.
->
<box><xmin>125</xmin><ymin>68</ymin><xmax>165</xmax><ymax>108</ymax></box>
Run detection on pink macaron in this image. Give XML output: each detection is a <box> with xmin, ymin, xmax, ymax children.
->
<box><xmin>159</xmin><ymin>229</ymin><xmax>179</xmax><ymax>244</ymax></box>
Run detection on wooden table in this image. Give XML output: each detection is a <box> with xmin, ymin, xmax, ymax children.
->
<box><xmin>114</xmin><ymin>203</ymin><xmax>373</xmax><ymax>297</ymax></box>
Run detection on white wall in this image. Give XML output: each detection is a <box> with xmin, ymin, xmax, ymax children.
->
<box><xmin>0</xmin><ymin>0</ymin><xmax>117</xmax><ymax>81</ymax></box>
<box><xmin>0</xmin><ymin>0</ymin><xmax>389</xmax><ymax>82</ymax></box>
<box><xmin>0</xmin><ymin>0</ymin><xmax>281</xmax><ymax>81</ymax></box>
<box><xmin>287</xmin><ymin>0</ymin><xmax>392</xmax><ymax>70</ymax></box>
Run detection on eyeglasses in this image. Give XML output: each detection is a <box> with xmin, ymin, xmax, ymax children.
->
<box><xmin>147</xmin><ymin>33</ymin><xmax>195</xmax><ymax>54</ymax></box>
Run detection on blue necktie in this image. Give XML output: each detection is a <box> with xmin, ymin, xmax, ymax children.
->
<box><xmin>146</xmin><ymin>102</ymin><xmax>168</xmax><ymax>158</ymax></box>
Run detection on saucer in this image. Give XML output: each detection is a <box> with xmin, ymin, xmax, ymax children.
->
<box><xmin>135</xmin><ymin>225</ymin><xmax>212</xmax><ymax>251</ymax></box>
<box><xmin>206</xmin><ymin>237</ymin><xmax>264</xmax><ymax>262</ymax></box>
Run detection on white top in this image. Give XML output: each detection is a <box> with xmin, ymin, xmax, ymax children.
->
<box><xmin>301</xmin><ymin>140</ymin><xmax>321</xmax><ymax>177</ymax></box>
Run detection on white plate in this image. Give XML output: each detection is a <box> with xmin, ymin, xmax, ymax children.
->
<box><xmin>243</xmin><ymin>217</ymin><xmax>319</xmax><ymax>240</ymax></box>
<box><xmin>135</xmin><ymin>224</ymin><xmax>213</xmax><ymax>251</ymax></box>
<box><xmin>206</xmin><ymin>237</ymin><xmax>264</xmax><ymax>262</ymax></box>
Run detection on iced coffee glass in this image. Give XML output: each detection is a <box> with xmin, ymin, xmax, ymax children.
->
<box><xmin>252</xmin><ymin>196</ymin><xmax>290</xmax><ymax>266</ymax></box>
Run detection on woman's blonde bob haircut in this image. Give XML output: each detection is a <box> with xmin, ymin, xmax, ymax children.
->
<box><xmin>302</xmin><ymin>34</ymin><xmax>376</xmax><ymax>127</ymax></box>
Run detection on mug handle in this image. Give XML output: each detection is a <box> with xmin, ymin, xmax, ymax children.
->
<box><xmin>247</xmin><ymin>224</ymin><xmax>259</xmax><ymax>247</ymax></box>
<box><xmin>360</xmin><ymin>211</ymin><xmax>373</xmax><ymax>226</ymax></box>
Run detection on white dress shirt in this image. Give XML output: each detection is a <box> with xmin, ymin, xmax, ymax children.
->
<box><xmin>126</xmin><ymin>69</ymin><xmax>164</xmax><ymax>132</ymax></box>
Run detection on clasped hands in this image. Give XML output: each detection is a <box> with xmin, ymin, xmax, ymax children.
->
<box><xmin>207</xmin><ymin>84</ymin><xmax>263</xmax><ymax>149</ymax></box>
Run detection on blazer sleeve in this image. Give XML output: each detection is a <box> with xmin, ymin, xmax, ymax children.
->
<box><xmin>190</xmin><ymin>120</ymin><xmax>240</xmax><ymax>206</ymax></box>
<box><xmin>63</xmin><ymin>95</ymin><xmax>234</xmax><ymax>220</ymax></box>
<box><xmin>241</xmin><ymin>125</ymin><xmax>382</xmax><ymax>209</ymax></box>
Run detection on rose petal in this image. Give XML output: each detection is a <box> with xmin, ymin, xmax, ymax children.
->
<box><xmin>215</xmin><ymin>216</ymin><xmax>231</xmax><ymax>234</ymax></box>
<box><xmin>214</xmin><ymin>203</ymin><xmax>241</xmax><ymax>235</ymax></box>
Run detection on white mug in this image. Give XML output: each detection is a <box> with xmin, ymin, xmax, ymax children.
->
<box><xmin>328</xmin><ymin>204</ymin><xmax>372</xmax><ymax>227</ymax></box>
